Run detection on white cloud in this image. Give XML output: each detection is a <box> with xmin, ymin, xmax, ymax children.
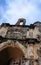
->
<box><xmin>0</xmin><ymin>0</ymin><xmax>41</xmax><ymax>25</ymax></box>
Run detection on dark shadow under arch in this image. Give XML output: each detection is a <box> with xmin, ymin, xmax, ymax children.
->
<box><xmin>0</xmin><ymin>45</ymin><xmax>24</xmax><ymax>65</ymax></box>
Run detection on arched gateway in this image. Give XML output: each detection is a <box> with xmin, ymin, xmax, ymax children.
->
<box><xmin>0</xmin><ymin>19</ymin><xmax>41</xmax><ymax>65</ymax></box>
<box><xmin>0</xmin><ymin>45</ymin><xmax>25</xmax><ymax>65</ymax></box>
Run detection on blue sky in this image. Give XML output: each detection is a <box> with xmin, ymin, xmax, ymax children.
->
<box><xmin>0</xmin><ymin>0</ymin><xmax>41</xmax><ymax>25</ymax></box>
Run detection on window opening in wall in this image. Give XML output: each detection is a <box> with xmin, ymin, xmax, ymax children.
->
<box><xmin>20</xmin><ymin>22</ymin><xmax>23</xmax><ymax>25</ymax></box>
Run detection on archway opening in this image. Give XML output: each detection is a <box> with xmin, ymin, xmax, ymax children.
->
<box><xmin>0</xmin><ymin>45</ymin><xmax>24</xmax><ymax>65</ymax></box>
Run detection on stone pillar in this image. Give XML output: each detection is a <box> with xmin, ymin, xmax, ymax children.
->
<box><xmin>37</xmin><ymin>47</ymin><xmax>41</xmax><ymax>65</ymax></box>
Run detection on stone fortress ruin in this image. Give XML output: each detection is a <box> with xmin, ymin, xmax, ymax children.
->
<box><xmin>0</xmin><ymin>18</ymin><xmax>41</xmax><ymax>65</ymax></box>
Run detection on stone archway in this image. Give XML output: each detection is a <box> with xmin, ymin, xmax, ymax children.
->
<box><xmin>0</xmin><ymin>45</ymin><xmax>24</xmax><ymax>65</ymax></box>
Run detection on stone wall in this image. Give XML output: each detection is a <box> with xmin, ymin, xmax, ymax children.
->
<box><xmin>0</xmin><ymin>19</ymin><xmax>41</xmax><ymax>65</ymax></box>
